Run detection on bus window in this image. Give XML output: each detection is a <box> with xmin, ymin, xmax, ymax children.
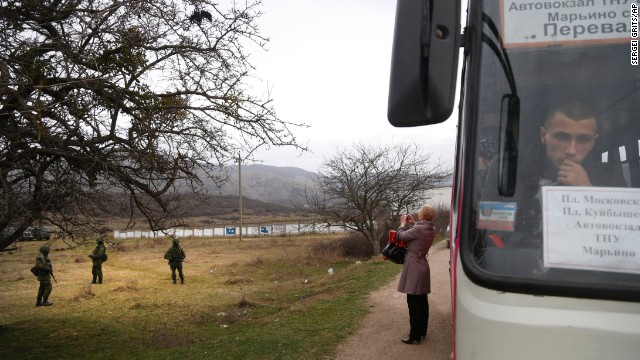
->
<box><xmin>466</xmin><ymin>0</ymin><xmax>640</xmax><ymax>299</ymax></box>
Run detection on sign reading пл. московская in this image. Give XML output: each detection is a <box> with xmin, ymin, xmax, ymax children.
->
<box><xmin>543</xmin><ymin>186</ymin><xmax>640</xmax><ymax>274</ymax></box>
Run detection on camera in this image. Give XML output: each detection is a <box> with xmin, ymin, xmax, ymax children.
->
<box><xmin>406</xmin><ymin>214</ymin><xmax>415</xmax><ymax>224</ymax></box>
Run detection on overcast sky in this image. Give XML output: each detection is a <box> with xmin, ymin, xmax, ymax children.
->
<box><xmin>247</xmin><ymin>0</ymin><xmax>459</xmax><ymax>172</ymax></box>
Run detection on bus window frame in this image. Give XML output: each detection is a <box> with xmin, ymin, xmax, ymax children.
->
<box><xmin>457</xmin><ymin>0</ymin><xmax>640</xmax><ymax>303</ymax></box>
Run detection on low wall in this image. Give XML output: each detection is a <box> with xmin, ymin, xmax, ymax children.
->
<box><xmin>113</xmin><ymin>221</ymin><xmax>346</xmax><ymax>239</ymax></box>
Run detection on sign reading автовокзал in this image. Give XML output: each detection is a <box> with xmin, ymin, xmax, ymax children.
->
<box><xmin>503</xmin><ymin>0</ymin><xmax>631</xmax><ymax>48</ymax></box>
<box><xmin>542</xmin><ymin>186</ymin><xmax>640</xmax><ymax>274</ymax></box>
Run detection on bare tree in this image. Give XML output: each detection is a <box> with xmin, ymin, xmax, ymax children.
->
<box><xmin>300</xmin><ymin>143</ymin><xmax>451</xmax><ymax>255</ymax></box>
<box><xmin>0</xmin><ymin>0</ymin><xmax>307</xmax><ymax>250</ymax></box>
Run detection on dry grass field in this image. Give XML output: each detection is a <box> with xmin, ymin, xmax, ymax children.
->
<box><xmin>0</xmin><ymin>234</ymin><xmax>401</xmax><ymax>359</ymax></box>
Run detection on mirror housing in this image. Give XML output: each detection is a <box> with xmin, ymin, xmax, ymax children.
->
<box><xmin>387</xmin><ymin>0</ymin><xmax>461</xmax><ymax>127</ymax></box>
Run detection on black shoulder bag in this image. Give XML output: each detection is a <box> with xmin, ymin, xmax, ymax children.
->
<box><xmin>382</xmin><ymin>230</ymin><xmax>406</xmax><ymax>264</ymax></box>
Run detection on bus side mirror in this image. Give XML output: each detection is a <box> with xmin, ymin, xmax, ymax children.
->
<box><xmin>387</xmin><ymin>0</ymin><xmax>460</xmax><ymax>127</ymax></box>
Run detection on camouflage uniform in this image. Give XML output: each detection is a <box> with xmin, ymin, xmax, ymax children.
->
<box><xmin>164</xmin><ymin>238</ymin><xmax>186</xmax><ymax>284</ymax></box>
<box><xmin>89</xmin><ymin>238</ymin><xmax>106</xmax><ymax>284</ymax></box>
<box><xmin>35</xmin><ymin>246</ymin><xmax>54</xmax><ymax>307</ymax></box>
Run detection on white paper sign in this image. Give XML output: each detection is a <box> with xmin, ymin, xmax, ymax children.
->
<box><xmin>502</xmin><ymin>0</ymin><xmax>631</xmax><ymax>48</ymax></box>
<box><xmin>542</xmin><ymin>186</ymin><xmax>640</xmax><ymax>274</ymax></box>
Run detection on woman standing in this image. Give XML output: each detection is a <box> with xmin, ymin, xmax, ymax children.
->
<box><xmin>396</xmin><ymin>205</ymin><xmax>436</xmax><ymax>345</ymax></box>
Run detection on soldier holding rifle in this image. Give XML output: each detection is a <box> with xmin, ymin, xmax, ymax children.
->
<box><xmin>35</xmin><ymin>245</ymin><xmax>55</xmax><ymax>307</ymax></box>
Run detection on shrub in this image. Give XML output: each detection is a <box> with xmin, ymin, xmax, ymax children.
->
<box><xmin>433</xmin><ymin>204</ymin><xmax>450</xmax><ymax>236</ymax></box>
<box><xmin>339</xmin><ymin>233</ymin><xmax>373</xmax><ymax>258</ymax></box>
<box><xmin>309</xmin><ymin>240</ymin><xmax>341</xmax><ymax>260</ymax></box>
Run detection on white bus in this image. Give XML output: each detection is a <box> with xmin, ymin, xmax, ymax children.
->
<box><xmin>388</xmin><ymin>0</ymin><xmax>640</xmax><ymax>359</ymax></box>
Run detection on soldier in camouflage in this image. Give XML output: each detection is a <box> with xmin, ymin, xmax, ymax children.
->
<box><xmin>164</xmin><ymin>237</ymin><xmax>186</xmax><ymax>284</ymax></box>
<box><xmin>35</xmin><ymin>245</ymin><xmax>54</xmax><ymax>307</ymax></box>
<box><xmin>89</xmin><ymin>237</ymin><xmax>107</xmax><ymax>284</ymax></box>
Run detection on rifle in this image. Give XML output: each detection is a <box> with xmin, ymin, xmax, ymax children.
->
<box><xmin>37</xmin><ymin>267</ymin><xmax>57</xmax><ymax>283</ymax></box>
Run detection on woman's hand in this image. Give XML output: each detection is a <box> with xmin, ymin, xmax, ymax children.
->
<box><xmin>401</xmin><ymin>214</ymin><xmax>413</xmax><ymax>227</ymax></box>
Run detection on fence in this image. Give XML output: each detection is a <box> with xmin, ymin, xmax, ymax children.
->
<box><xmin>112</xmin><ymin>220</ymin><xmax>346</xmax><ymax>239</ymax></box>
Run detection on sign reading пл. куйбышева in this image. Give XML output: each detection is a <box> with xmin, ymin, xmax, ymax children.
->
<box><xmin>542</xmin><ymin>186</ymin><xmax>640</xmax><ymax>274</ymax></box>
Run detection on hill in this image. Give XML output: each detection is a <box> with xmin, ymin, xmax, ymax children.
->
<box><xmin>213</xmin><ymin>164</ymin><xmax>317</xmax><ymax>207</ymax></box>
<box><xmin>176</xmin><ymin>193</ymin><xmax>300</xmax><ymax>225</ymax></box>
<box><xmin>89</xmin><ymin>165</ymin><xmax>318</xmax><ymax>229</ymax></box>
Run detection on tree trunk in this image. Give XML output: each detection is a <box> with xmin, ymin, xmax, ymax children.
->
<box><xmin>367</xmin><ymin>233</ymin><xmax>382</xmax><ymax>256</ymax></box>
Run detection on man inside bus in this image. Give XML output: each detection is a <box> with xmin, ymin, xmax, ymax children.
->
<box><xmin>479</xmin><ymin>100</ymin><xmax>626</xmax><ymax>272</ymax></box>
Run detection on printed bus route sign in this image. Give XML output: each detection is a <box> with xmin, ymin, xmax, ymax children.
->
<box><xmin>542</xmin><ymin>186</ymin><xmax>640</xmax><ymax>274</ymax></box>
<box><xmin>502</xmin><ymin>0</ymin><xmax>631</xmax><ymax>48</ymax></box>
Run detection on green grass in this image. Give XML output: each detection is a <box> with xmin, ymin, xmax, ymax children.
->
<box><xmin>0</xmin><ymin>235</ymin><xmax>400</xmax><ymax>359</ymax></box>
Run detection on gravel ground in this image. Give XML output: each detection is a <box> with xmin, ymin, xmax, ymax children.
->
<box><xmin>333</xmin><ymin>240</ymin><xmax>452</xmax><ymax>360</ymax></box>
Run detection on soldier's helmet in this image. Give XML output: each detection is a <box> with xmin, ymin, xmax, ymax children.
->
<box><xmin>97</xmin><ymin>237</ymin><xmax>104</xmax><ymax>244</ymax></box>
<box><xmin>172</xmin><ymin>237</ymin><xmax>180</xmax><ymax>245</ymax></box>
<box><xmin>39</xmin><ymin>245</ymin><xmax>50</xmax><ymax>253</ymax></box>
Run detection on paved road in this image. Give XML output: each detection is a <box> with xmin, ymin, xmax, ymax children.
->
<box><xmin>333</xmin><ymin>240</ymin><xmax>452</xmax><ymax>360</ymax></box>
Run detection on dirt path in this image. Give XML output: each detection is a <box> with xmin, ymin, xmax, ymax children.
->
<box><xmin>333</xmin><ymin>240</ymin><xmax>452</xmax><ymax>360</ymax></box>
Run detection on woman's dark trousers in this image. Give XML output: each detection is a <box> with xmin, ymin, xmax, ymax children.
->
<box><xmin>407</xmin><ymin>294</ymin><xmax>429</xmax><ymax>340</ymax></box>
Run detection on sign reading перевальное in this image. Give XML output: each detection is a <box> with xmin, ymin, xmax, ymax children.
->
<box><xmin>542</xmin><ymin>186</ymin><xmax>640</xmax><ymax>274</ymax></box>
<box><xmin>502</xmin><ymin>0</ymin><xmax>631</xmax><ymax>48</ymax></box>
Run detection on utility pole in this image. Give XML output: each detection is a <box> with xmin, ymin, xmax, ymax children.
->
<box><xmin>238</xmin><ymin>154</ymin><xmax>243</xmax><ymax>241</ymax></box>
